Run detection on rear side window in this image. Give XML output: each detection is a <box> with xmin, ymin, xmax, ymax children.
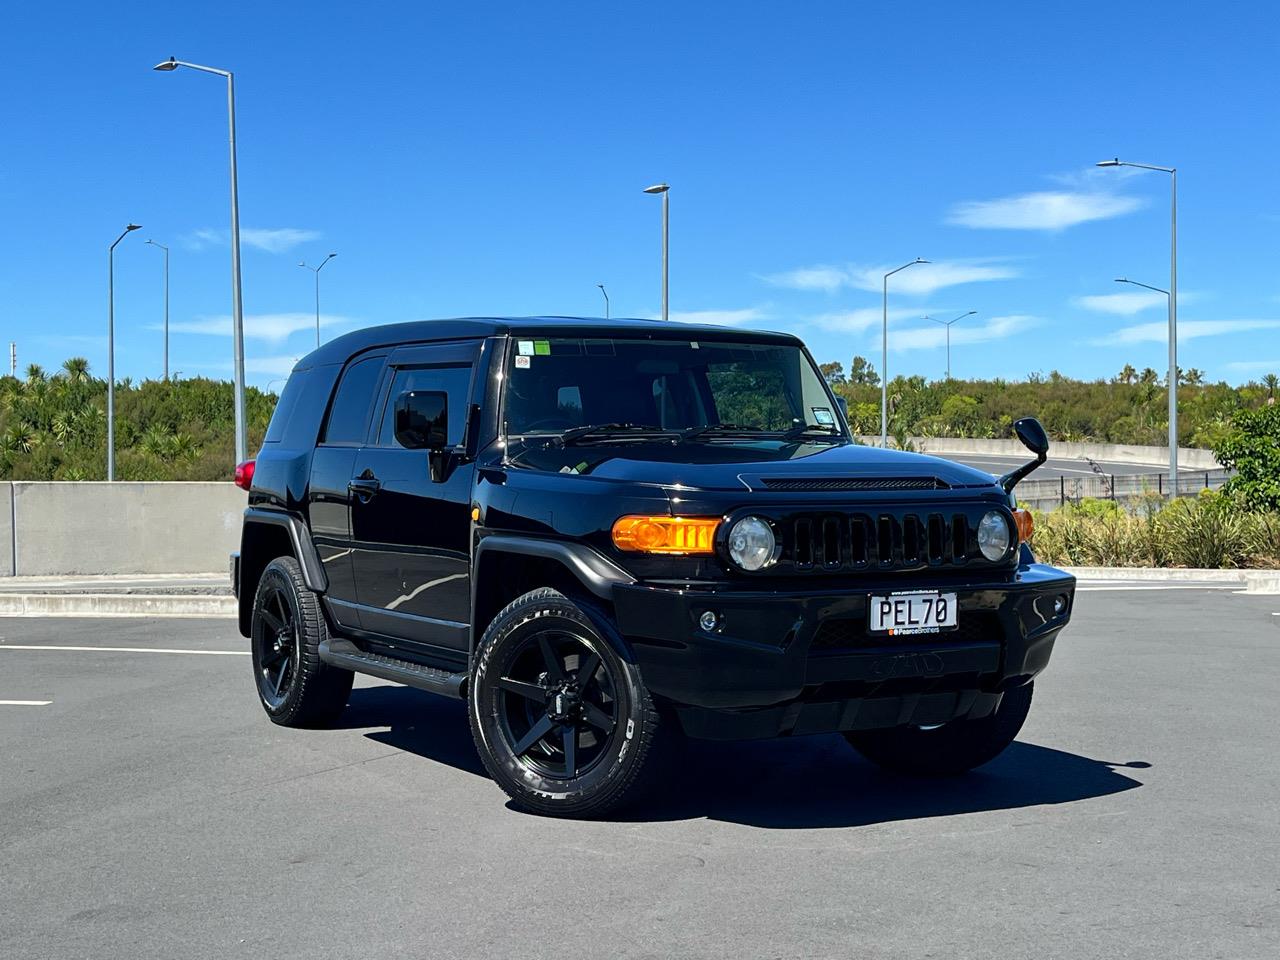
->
<box><xmin>263</xmin><ymin>370</ymin><xmax>308</xmax><ymax>443</ymax></box>
<box><xmin>377</xmin><ymin>365</ymin><xmax>474</xmax><ymax>447</ymax></box>
<box><xmin>322</xmin><ymin>355</ymin><xmax>384</xmax><ymax>445</ymax></box>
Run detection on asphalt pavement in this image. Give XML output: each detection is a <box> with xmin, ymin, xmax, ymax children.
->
<box><xmin>2</xmin><ymin>586</ymin><xmax>1277</xmax><ymax>959</ymax></box>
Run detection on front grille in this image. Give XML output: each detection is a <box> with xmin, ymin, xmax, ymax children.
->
<box><xmin>811</xmin><ymin>612</ymin><xmax>1003</xmax><ymax>651</ymax></box>
<box><xmin>760</xmin><ymin>477</ymin><xmax>948</xmax><ymax>492</ymax></box>
<box><xmin>789</xmin><ymin>510</ymin><xmax>975</xmax><ymax>572</ymax></box>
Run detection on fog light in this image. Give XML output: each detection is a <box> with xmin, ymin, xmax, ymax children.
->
<box><xmin>1053</xmin><ymin>595</ymin><xmax>1068</xmax><ymax>615</ymax></box>
<box><xmin>699</xmin><ymin>610</ymin><xmax>719</xmax><ymax>632</ymax></box>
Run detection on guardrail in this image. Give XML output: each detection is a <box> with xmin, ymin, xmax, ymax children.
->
<box><xmin>1015</xmin><ymin>469</ymin><xmax>1232</xmax><ymax>511</ymax></box>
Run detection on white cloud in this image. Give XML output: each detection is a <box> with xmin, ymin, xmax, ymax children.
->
<box><xmin>811</xmin><ymin>307</ymin><xmax>918</xmax><ymax>333</ymax></box>
<box><xmin>159</xmin><ymin>312</ymin><xmax>353</xmax><ymax>344</ymax></box>
<box><xmin>180</xmin><ymin>227</ymin><xmax>321</xmax><ymax>253</ymax></box>
<box><xmin>763</xmin><ymin>258</ymin><xmax>1018</xmax><ymax>296</ymax></box>
<box><xmin>1075</xmin><ymin>291</ymin><xmax>1167</xmax><ymax>315</ymax></box>
<box><xmin>947</xmin><ymin>191</ymin><xmax>1145</xmax><ymax>231</ymax></box>
<box><xmin>1097</xmin><ymin>319</ymin><xmax>1280</xmax><ymax>345</ymax></box>
<box><xmin>889</xmin><ymin>315</ymin><xmax>1039</xmax><ymax>352</ymax></box>
<box><xmin>667</xmin><ymin>307</ymin><xmax>773</xmax><ymax>327</ymax></box>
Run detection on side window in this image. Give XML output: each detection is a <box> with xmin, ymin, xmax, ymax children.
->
<box><xmin>264</xmin><ymin>369</ymin><xmax>308</xmax><ymax>443</ymax></box>
<box><xmin>378</xmin><ymin>364</ymin><xmax>474</xmax><ymax>447</ymax></box>
<box><xmin>322</xmin><ymin>355</ymin><xmax>384</xmax><ymax>445</ymax></box>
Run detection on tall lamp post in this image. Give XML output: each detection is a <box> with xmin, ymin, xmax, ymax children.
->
<box><xmin>108</xmin><ymin>224</ymin><xmax>142</xmax><ymax>481</ymax></box>
<box><xmin>931</xmin><ymin>310</ymin><xmax>975</xmax><ymax>380</ymax></box>
<box><xmin>643</xmin><ymin>183</ymin><xmax>669</xmax><ymax>321</ymax></box>
<box><xmin>299</xmin><ymin>253</ymin><xmax>337</xmax><ymax>348</ymax></box>
<box><xmin>596</xmin><ymin>283</ymin><xmax>610</xmax><ymax>319</ymax></box>
<box><xmin>145</xmin><ymin>239</ymin><xmax>170</xmax><ymax>380</ymax></box>
<box><xmin>154</xmin><ymin>56</ymin><xmax>247</xmax><ymax>466</ymax></box>
<box><xmin>881</xmin><ymin>258</ymin><xmax>929</xmax><ymax>447</ymax></box>
<box><xmin>1098</xmin><ymin>157</ymin><xmax>1178</xmax><ymax>492</ymax></box>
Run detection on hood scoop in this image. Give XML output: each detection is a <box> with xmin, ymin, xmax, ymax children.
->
<box><xmin>750</xmin><ymin>476</ymin><xmax>950</xmax><ymax>493</ymax></box>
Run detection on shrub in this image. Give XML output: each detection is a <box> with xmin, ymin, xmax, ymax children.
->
<box><xmin>1215</xmin><ymin>404</ymin><xmax>1280</xmax><ymax>512</ymax></box>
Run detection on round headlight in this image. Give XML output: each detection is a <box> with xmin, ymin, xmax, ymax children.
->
<box><xmin>727</xmin><ymin>516</ymin><xmax>776</xmax><ymax>571</ymax></box>
<box><xmin>977</xmin><ymin>510</ymin><xmax>1012</xmax><ymax>561</ymax></box>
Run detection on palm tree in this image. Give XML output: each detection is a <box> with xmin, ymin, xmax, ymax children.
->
<box><xmin>60</xmin><ymin>357</ymin><xmax>91</xmax><ymax>384</ymax></box>
<box><xmin>1116</xmin><ymin>364</ymin><xmax>1137</xmax><ymax>385</ymax></box>
<box><xmin>1265</xmin><ymin>373</ymin><xmax>1278</xmax><ymax>405</ymax></box>
<box><xmin>1139</xmin><ymin>368</ymin><xmax>1159</xmax><ymax>386</ymax></box>
<box><xmin>25</xmin><ymin>363</ymin><xmax>46</xmax><ymax>385</ymax></box>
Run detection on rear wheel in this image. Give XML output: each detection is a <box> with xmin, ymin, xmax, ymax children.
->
<box><xmin>250</xmin><ymin>556</ymin><xmax>352</xmax><ymax>727</ymax></box>
<box><xmin>845</xmin><ymin>681</ymin><xmax>1033</xmax><ymax>776</ymax></box>
<box><xmin>469</xmin><ymin>588</ymin><xmax>672</xmax><ymax>817</ymax></box>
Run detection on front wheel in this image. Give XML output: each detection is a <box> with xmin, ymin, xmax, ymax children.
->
<box><xmin>845</xmin><ymin>681</ymin><xmax>1034</xmax><ymax>776</ymax></box>
<box><xmin>468</xmin><ymin>588</ymin><xmax>672</xmax><ymax>818</ymax></box>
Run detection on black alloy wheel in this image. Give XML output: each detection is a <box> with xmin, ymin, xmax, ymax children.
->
<box><xmin>253</xmin><ymin>582</ymin><xmax>298</xmax><ymax>709</ymax></box>
<box><xmin>469</xmin><ymin>588</ymin><xmax>673</xmax><ymax>817</ymax></box>
<box><xmin>249</xmin><ymin>555</ymin><xmax>353</xmax><ymax>727</ymax></box>
<box><xmin>495</xmin><ymin>629</ymin><xmax>619</xmax><ymax>780</ymax></box>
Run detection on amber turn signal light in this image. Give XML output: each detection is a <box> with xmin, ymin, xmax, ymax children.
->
<box><xmin>1013</xmin><ymin>508</ymin><xmax>1034</xmax><ymax>543</ymax></box>
<box><xmin>611</xmin><ymin>516</ymin><xmax>720</xmax><ymax>554</ymax></box>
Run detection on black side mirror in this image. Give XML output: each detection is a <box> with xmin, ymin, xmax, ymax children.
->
<box><xmin>835</xmin><ymin>396</ymin><xmax>849</xmax><ymax>423</ymax></box>
<box><xmin>394</xmin><ymin>390</ymin><xmax>448</xmax><ymax>451</ymax></box>
<box><xmin>999</xmin><ymin>416</ymin><xmax>1050</xmax><ymax>494</ymax></box>
<box><xmin>1014</xmin><ymin>417</ymin><xmax>1049</xmax><ymax>457</ymax></box>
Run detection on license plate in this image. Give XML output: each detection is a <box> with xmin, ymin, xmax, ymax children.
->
<box><xmin>868</xmin><ymin>591</ymin><xmax>957</xmax><ymax>635</ymax></box>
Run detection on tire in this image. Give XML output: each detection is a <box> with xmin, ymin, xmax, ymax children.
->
<box><xmin>250</xmin><ymin>555</ymin><xmax>353</xmax><ymax>727</ymax></box>
<box><xmin>845</xmin><ymin>681</ymin><xmax>1034</xmax><ymax>777</ymax></box>
<box><xmin>469</xmin><ymin>588</ymin><xmax>672</xmax><ymax>818</ymax></box>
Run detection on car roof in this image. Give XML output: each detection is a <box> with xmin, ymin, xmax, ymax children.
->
<box><xmin>300</xmin><ymin>317</ymin><xmax>804</xmax><ymax>369</ymax></box>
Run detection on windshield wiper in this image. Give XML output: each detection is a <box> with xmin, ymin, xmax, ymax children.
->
<box><xmin>782</xmin><ymin>423</ymin><xmax>844</xmax><ymax>442</ymax></box>
<box><xmin>679</xmin><ymin>423</ymin><xmax>759</xmax><ymax>441</ymax></box>
<box><xmin>548</xmin><ymin>423</ymin><xmax>675</xmax><ymax>446</ymax></box>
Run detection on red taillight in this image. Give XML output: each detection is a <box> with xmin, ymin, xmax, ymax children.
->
<box><xmin>234</xmin><ymin>459</ymin><xmax>256</xmax><ymax>491</ymax></box>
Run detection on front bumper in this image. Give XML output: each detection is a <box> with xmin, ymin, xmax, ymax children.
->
<box><xmin>611</xmin><ymin>562</ymin><xmax>1074</xmax><ymax>740</ymax></box>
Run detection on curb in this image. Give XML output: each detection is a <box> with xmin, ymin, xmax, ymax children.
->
<box><xmin>1063</xmin><ymin>566</ymin><xmax>1279</xmax><ymax>595</ymax></box>
<box><xmin>0</xmin><ymin>593</ymin><xmax>236</xmax><ymax>618</ymax></box>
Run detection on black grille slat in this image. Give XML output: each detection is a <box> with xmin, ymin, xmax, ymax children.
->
<box><xmin>768</xmin><ymin>504</ymin><xmax>1005</xmax><ymax>575</ymax></box>
<box><xmin>760</xmin><ymin>477</ymin><xmax>948</xmax><ymax>492</ymax></box>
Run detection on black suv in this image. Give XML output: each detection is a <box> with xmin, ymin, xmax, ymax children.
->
<box><xmin>232</xmin><ymin>317</ymin><xmax>1074</xmax><ymax>817</ymax></box>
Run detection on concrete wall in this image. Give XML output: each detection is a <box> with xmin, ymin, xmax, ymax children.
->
<box><xmin>857</xmin><ymin>437</ymin><xmax>1220</xmax><ymax>469</ymax></box>
<box><xmin>4</xmin><ymin>482</ymin><xmax>244</xmax><ymax>576</ymax></box>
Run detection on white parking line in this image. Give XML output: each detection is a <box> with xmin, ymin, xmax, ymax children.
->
<box><xmin>0</xmin><ymin>699</ymin><xmax>52</xmax><ymax>706</ymax></box>
<box><xmin>1076</xmin><ymin>583</ymin><xmax>1241</xmax><ymax>592</ymax></box>
<box><xmin>0</xmin><ymin>644</ymin><xmax>249</xmax><ymax>656</ymax></box>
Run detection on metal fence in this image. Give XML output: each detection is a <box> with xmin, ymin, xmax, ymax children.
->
<box><xmin>1015</xmin><ymin>469</ymin><xmax>1233</xmax><ymax>512</ymax></box>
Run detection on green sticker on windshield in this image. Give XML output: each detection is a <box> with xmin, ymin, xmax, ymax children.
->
<box><xmin>534</xmin><ymin>340</ymin><xmax>551</xmax><ymax>355</ymax></box>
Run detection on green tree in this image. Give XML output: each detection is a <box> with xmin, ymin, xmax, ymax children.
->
<box><xmin>818</xmin><ymin>361</ymin><xmax>845</xmax><ymax>384</ymax></box>
<box><xmin>849</xmin><ymin>356</ymin><xmax>880</xmax><ymax>386</ymax></box>
<box><xmin>1215</xmin><ymin>404</ymin><xmax>1280</xmax><ymax>511</ymax></box>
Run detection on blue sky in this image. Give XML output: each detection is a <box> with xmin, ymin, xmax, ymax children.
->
<box><xmin>2</xmin><ymin>0</ymin><xmax>1278</xmax><ymax>390</ymax></box>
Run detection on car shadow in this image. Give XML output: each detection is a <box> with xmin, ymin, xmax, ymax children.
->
<box><xmin>337</xmin><ymin>685</ymin><xmax>1149</xmax><ymax>828</ymax></box>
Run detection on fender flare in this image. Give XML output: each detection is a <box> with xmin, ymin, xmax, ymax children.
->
<box><xmin>242</xmin><ymin>507</ymin><xmax>329</xmax><ymax>594</ymax></box>
<box><xmin>472</xmin><ymin>535</ymin><xmax>635</xmax><ymax>603</ymax></box>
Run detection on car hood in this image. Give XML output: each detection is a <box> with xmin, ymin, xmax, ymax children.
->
<box><xmin>506</xmin><ymin>439</ymin><xmax>1001</xmax><ymax>492</ymax></box>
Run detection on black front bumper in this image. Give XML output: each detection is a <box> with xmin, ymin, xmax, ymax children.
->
<box><xmin>611</xmin><ymin>561</ymin><xmax>1074</xmax><ymax>740</ymax></box>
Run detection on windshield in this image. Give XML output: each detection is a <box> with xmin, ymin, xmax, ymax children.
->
<box><xmin>502</xmin><ymin>336</ymin><xmax>842</xmax><ymax>438</ymax></box>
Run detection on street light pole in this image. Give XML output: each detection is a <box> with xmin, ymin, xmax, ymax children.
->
<box><xmin>299</xmin><ymin>253</ymin><xmax>337</xmax><ymax>348</ymax></box>
<box><xmin>881</xmin><ymin>258</ymin><xmax>929</xmax><ymax>447</ymax></box>
<box><xmin>107</xmin><ymin>224</ymin><xmax>142</xmax><ymax>481</ymax></box>
<box><xmin>931</xmin><ymin>310</ymin><xmax>976</xmax><ymax>379</ymax></box>
<box><xmin>145</xmin><ymin>240</ymin><xmax>170</xmax><ymax>380</ymax></box>
<box><xmin>643</xmin><ymin>183</ymin><xmax>669</xmax><ymax>320</ymax></box>
<box><xmin>596</xmin><ymin>283</ymin><xmax>610</xmax><ymax>319</ymax></box>
<box><xmin>154</xmin><ymin>57</ymin><xmax>247</xmax><ymax>465</ymax></box>
<box><xmin>1098</xmin><ymin>157</ymin><xmax>1178</xmax><ymax>494</ymax></box>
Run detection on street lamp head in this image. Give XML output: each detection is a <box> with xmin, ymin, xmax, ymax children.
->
<box><xmin>915</xmin><ymin>258</ymin><xmax>930</xmax><ymax>264</ymax></box>
<box><xmin>1096</xmin><ymin>158</ymin><xmax>1121</xmax><ymax>167</ymax></box>
<box><xmin>126</xmin><ymin>224</ymin><xmax>142</xmax><ymax>232</ymax></box>
<box><xmin>965</xmin><ymin>310</ymin><xmax>976</xmax><ymax>316</ymax></box>
<box><xmin>1114</xmin><ymin>277</ymin><xmax>1128</xmax><ymax>283</ymax></box>
<box><xmin>643</xmin><ymin>183</ymin><xmax>670</xmax><ymax>194</ymax></box>
<box><xmin>327</xmin><ymin>252</ymin><xmax>337</xmax><ymax>259</ymax></box>
<box><xmin>153</xmin><ymin>58</ymin><xmax>180</xmax><ymax>72</ymax></box>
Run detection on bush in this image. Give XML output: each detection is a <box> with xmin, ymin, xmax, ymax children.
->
<box><xmin>1215</xmin><ymin>403</ymin><xmax>1280</xmax><ymax>512</ymax></box>
<box><xmin>1032</xmin><ymin>492</ymin><xmax>1279</xmax><ymax>569</ymax></box>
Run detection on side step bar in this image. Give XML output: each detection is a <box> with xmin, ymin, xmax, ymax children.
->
<box><xmin>319</xmin><ymin>638</ymin><xmax>467</xmax><ymax>699</ymax></box>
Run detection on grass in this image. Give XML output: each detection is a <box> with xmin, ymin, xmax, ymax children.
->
<box><xmin>1030</xmin><ymin>490</ymin><xmax>1280</xmax><ymax>569</ymax></box>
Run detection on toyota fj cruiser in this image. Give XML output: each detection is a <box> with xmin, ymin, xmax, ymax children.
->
<box><xmin>232</xmin><ymin>317</ymin><xmax>1074</xmax><ymax>817</ymax></box>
